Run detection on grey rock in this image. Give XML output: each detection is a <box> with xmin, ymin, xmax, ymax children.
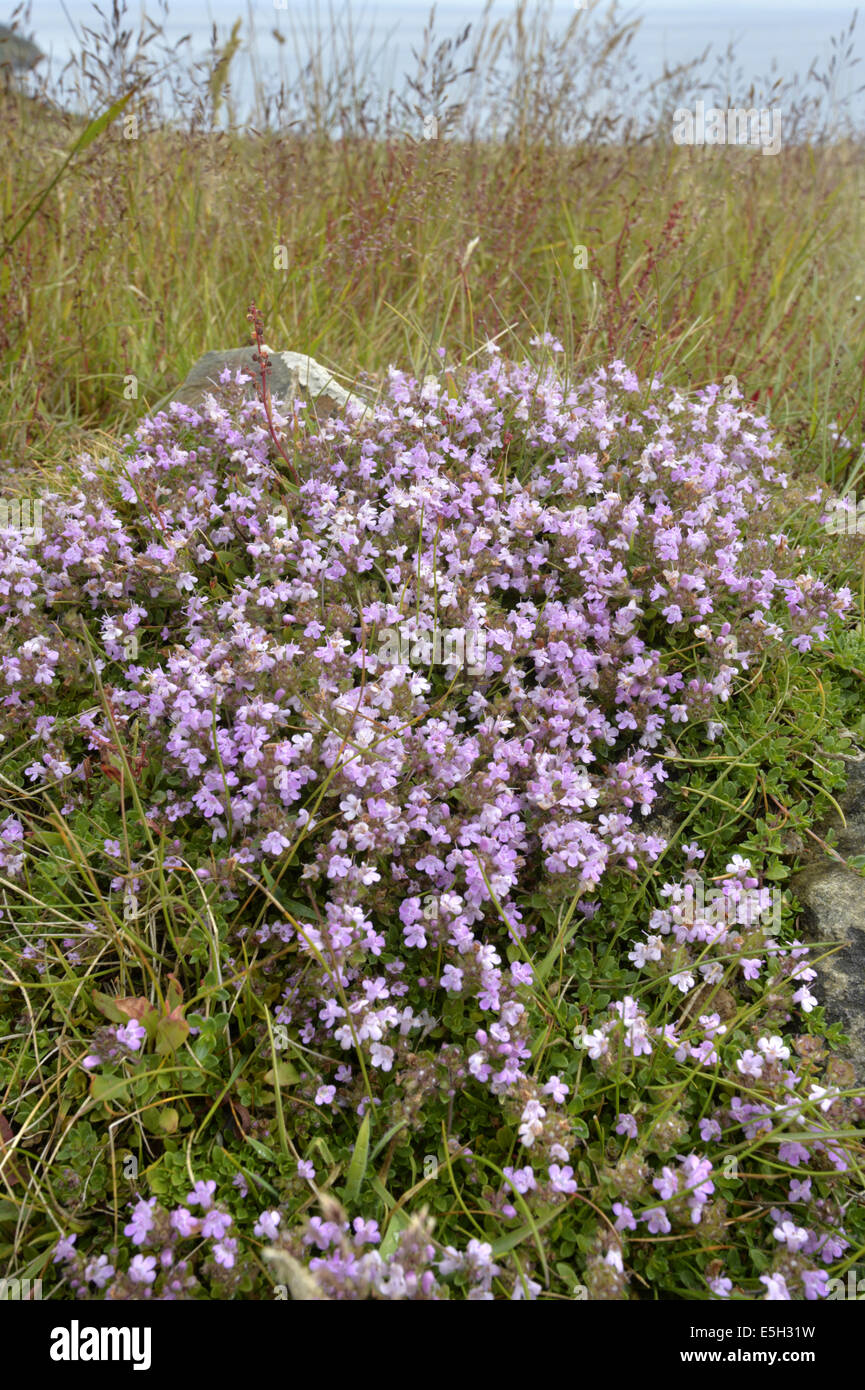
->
<box><xmin>791</xmin><ymin>751</ymin><xmax>865</xmax><ymax>1077</ymax></box>
<box><xmin>791</xmin><ymin>863</ymin><xmax>865</xmax><ymax>1076</ymax></box>
<box><xmin>0</xmin><ymin>23</ymin><xmax>43</xmax><ymax>71</ymax></box>
<box><xmin>171</xmin><ymin>347</ymin><xmax>370</xmax><ymax>421</ymax></box>
<box><xmin>640</xmin><ymin>784</ymin><xmax>688</xmax><ymax>860</ymax></box>
<box><xmin>820</xmin><ymin>755</ymin><xmax>865</xmax><ymax>859</ymax></box>
<box><xmin>648</xmin><ymin>749</ymin><xmax>865</xmax><ymax>1076</ymax></box>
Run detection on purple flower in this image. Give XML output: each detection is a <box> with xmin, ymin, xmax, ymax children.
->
<box><xmin>186</xmin><ymin>1180</ymin><xmax>217</xmax><ymax>1209</ymax></box>
<box><xmin>654</xmin><ymin>1166</ymin><xmax>679</xmax><ymax>1201</ymax></box>
<box><xmin>760</xmin><ymin>1272</ymin><xmax>791</xmax><ymax>1300</ymax></box>
<box><xmin>213</xmin><ymin>1237</ymin><xmax>238</xmax><ymax>1269</ymax></box>
<box><xmin>542</xmin><ymin>1075</ymin><xmax>569</xmax><ymax>1104</ymax></box>
<box><xmin>254</xmin><ymin>1210</ymin><xmax>281</xmax><ymax>1241</ymax></box>
<box><xmin>116</xmin><ymin>1019</ymin><xmax>147</xmax><ymax>1051</ymax></box>
<box><xmin>613</xmin><ymin>1203</ymin><xmax>636</xmax><ymax>1232</ymax></box>
<box><xmin>736</xmin><ymin>1049</ymin><xmax>764</xmax><ymax>1079</ymax></box>
<box><xmin>440</xmin><ymin>964</ymin><xmax>463</xmax><ymax>993</ymax></box>
<box><xmin>262</xmin><ymin>830</ymin><xmax>290</xmax><ymax>856</ymax></box>
<box><xmin>352</xmin><ymin>1217</ymin><xmax>380</xmax><ymax>1246</ymax></box>
<box><xmin>644</xmin><ymin>1207</ymin><xmax>671</xmax><ymax>1235</ymax></box>
<box><xmin>128</xmin><ymin>1253</ymin><xmax>157</xmax><ymax>1285</ymax></box>
<box><xmin>201</xmin><ymin>1209</ymin><xmax>232</xmax><ymax>1240</ymax></box>
<box><xmin>773</xmin><ymin>1220</ymin><xmax>809</xmax><ymax>1253</ymax></box>
<box><xmin>84</xmin><ymin>1255</ymin><xmax>115</xmax><ymax>1288</ymax></box>
<box><xmin>548</xmin><ymin>1164</ymin><xmax>577</xmax><ymax>1194</ymax></box>
<box><xmin>503</xmin><ymin>1165</ymin><xmax>536</xmax><ymax>1195</ymax></box>
<box><xmin>123</xmin><ymin>1197</ymin><xmax>156</xmax><ymax>1246</ymax></box>
<box><xmin>801</xmin><ymin>1269</ymin><xmax>829</xmax><ymax>1300</ymax></box>
<box><xmin>778</xmin><ymin>1142</ymin><xmax>810</xmax><ymax>1166</ymax></box>
<box><xmin>170</xmin><ymin>1207</ymin><xmax>200</xmax><ymax>1237</ymax></box>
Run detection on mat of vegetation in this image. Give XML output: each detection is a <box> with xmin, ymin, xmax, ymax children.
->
<box><xmin>1</xmin><ymin>347</ymin><xmax>864</xmax><ymax>1300</ymax></box>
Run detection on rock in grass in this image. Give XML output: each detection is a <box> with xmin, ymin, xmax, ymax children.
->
<box><xmin>172</xmin><ymin>347</ymin><xmax>370</xmax><ymax>420</ymax></box>
<box><xmin>791</xmin><ymin>755</ymin><xmax>865</xmax><ymax>1079</ymax></box>
<box><xmin>0</xmin><ymin>24</ymin><xmax>43</xmax><ymax>71</ymax></box>
<box><xmin>654</xmin><ymin>749</ymin><xmax>865</xmax><ymax>1078</ymax></box>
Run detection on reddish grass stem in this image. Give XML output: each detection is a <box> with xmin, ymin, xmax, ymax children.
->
<box><xmin>246</xmin><ymin>302</ymin><xmax>300</xmax><ymax>487</ymax></box>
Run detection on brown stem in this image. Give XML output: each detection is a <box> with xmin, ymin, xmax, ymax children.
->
<box><xmin>246</xmin><ymin>302</ymin><xmax>299</xmax><ymax>486</ymax></box>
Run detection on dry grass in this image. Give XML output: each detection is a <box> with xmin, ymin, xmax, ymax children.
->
<box><xmin>1</xmin><ymin>1</ymin><xmax>864</xmax><ymax>491</ymax></box>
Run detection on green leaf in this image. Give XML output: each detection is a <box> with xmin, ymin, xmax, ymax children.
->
<box><xmin>379</xmin><ymin>1209</ymin><xmax>409</xmax><ymax>1259</ymax></box>
<box><xmin>369</xmin><ymin>1173</ymin><xmax>395</xmax><ymax>1210</ymax></box>
<box><xmin>142</xmin><ymin>1106</ymin><xmax>179</xmax><ymax>1135</ymax></box>
<box><xmin>155</xmin><ymin>1015</ymin><xmax>190</xmax><ymax>1054</ymax></box>
<box><xmin>535</xmin><ymin>923</ymin><xmax>579</xmax><ymax>983</ymax></box>
<box><xmin>141</xmin><ymin>1009</ymin><xmax>160</xmax><ymax>1043</ymax></box>
<box><xmin>495</xmin><ymin>1124</ymin><xmax>516</xmax><ymax>1151</ymax></box>
<box><xmin>264</xmin><ymin>1060</ymin><xmax>300</xmax><ymax>1087</ymax></box>
<box><xmin>490</xmin><ymin>1218</ymin><xmax>543</xmax><ymax>1258</ymax></box>
<box><xmin>369</xmin><ymin>1119</ymin><xmax>409</xmax><ymax>1163</ymax></box>
<box><xmin>279</xmin><ymin>897</ymin><xmax>319</xmax><ymax>922</ymax></box>
<box><xmin>90</xmin><ymin>1073</ymin><xmax>133</xmax><ymax>1105</ymax></box>
<box><xmin>762</xmin><ymin>862</ymin><xmax>788</xmax><ymax>881</ymax></box>
<box><xmin>166</xmin><ymin>973</ymin><xmax>184</xmax><ymax>1013</ymax></box>
<box><xmin>244</xmin><ymin>1136</ymin><xmax>277</xmax><ymax>1162</ymax></box>
<box><xmin>91</xmin><ymin>990</ymin><xmax>128</xmax><ymax>1025</ymax></box>
<box><xmin>343</xmin><ymin>1110</ymin><xmax>371</xmax><ymax>1204</ymax></box>
<box><xmin>308</xmin><ymin>1136</ymin><xmax>335</xmax><ymax>1166</ymax></box>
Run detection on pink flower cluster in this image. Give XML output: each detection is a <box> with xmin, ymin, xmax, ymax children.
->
<box><xmin>3</xmin><ymin>352</ymin><xmax>856</xmax><ymax>1300</ymax></box>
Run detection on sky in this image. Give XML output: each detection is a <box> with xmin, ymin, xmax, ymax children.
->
<box><xmin>13</xmin><ymin>0</ymin><xmax>864</xmax><ymax>115</ymax></box>
<box><xmin>14</xmin><ymin>1</ymin><xmax>863</xmax><ymax>38</ymax></box>
<box><xmin>638</xmin><ymin>1</ymin><xmax>851</xmax><ymax>7</ymax></box>
<box><xmin>17</xmin><ymin>0</ymin><xmax>863</xmax><ymax>24</ymax></box>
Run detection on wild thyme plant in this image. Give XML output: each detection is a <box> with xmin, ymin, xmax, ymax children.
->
<box><xmin>1</xmin><ymin>348</ymin><xmax>862</xmax><ymax>1299</ymax></box>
